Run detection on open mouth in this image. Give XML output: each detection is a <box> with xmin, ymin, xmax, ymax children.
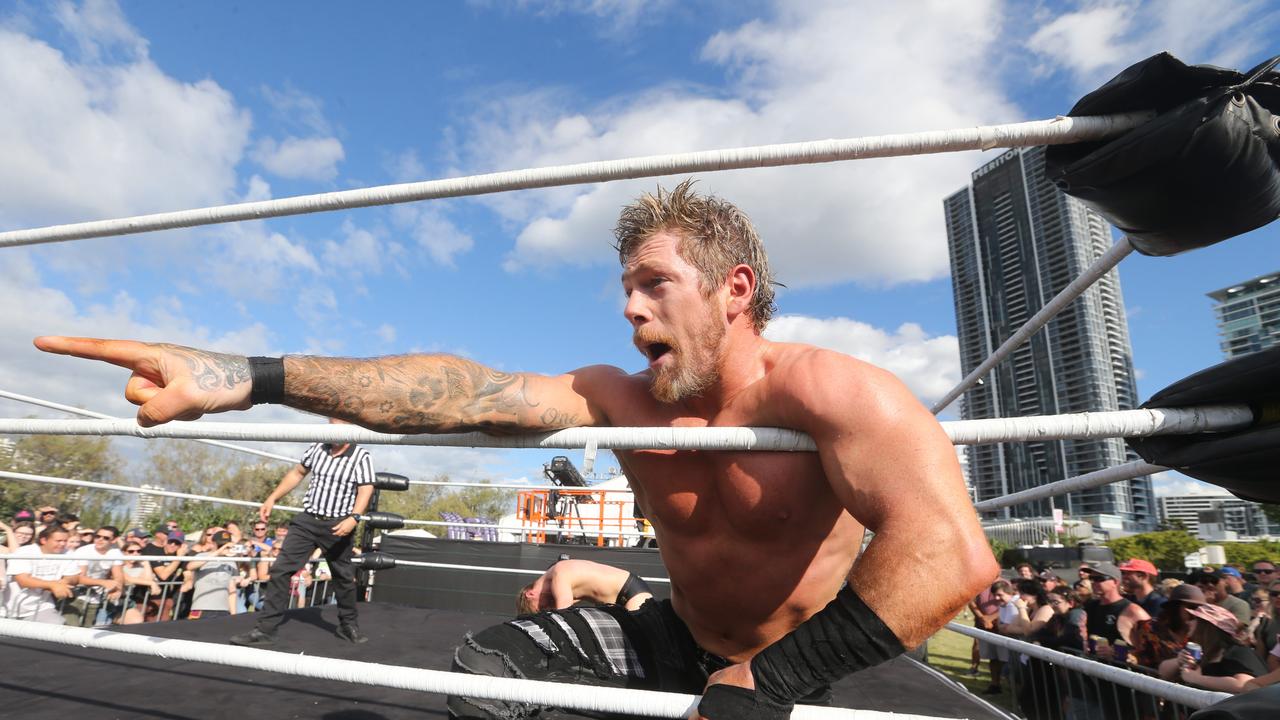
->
<box><xmin>644</xmin><ymin>342</ymin><xmax>672</xmax><ymax>363</ymax></box>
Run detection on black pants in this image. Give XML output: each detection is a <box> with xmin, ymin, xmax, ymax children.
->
<box><xmin>255</xmin><ymin>513</ymin><xmax>358</xmax><ymax>635</ymax></box>
<box><xmin>448</xmin><ymin>599</ymin><xmax>830</xmax><ymax>719</ymax></box>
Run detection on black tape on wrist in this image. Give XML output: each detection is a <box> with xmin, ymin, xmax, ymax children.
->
<box><xmin>750</xmin><ymin>584</ymin><xmax>905</xmax><ymax>705</ymax></box>
<box><xmin>615</xmin><ymin>573</ymin><xmax>652</xmax><ymax>605</ymax></box>
<box><xmin>697</xmin><ymin>684</ymin><xmax>791</xmax><ymax>720</ymax></box>
<box><xmin>248</xmin><ymin>357</ymin><xmax>285</xmax><ymax>405</ymax></box>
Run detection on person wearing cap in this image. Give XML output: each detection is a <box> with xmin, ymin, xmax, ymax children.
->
<box><xmin>1038</xmin><ymin>569</ymin><xmax>1064</xmax><ymax>593</ymax></box>
<box><xmin>1081</xmin><ymin>561</ymin><xmax>1149</xmax><ymax>651</ymax></box>
<box><xmin>1131</xmin><ymin>584</ymin><xmax>1206</xmax><ymax>670</ymax></box>
<box><xmin>137</xmin><ymin>529</ymin><xmax>188</xmax><ymax>621</ymax></box>
<box><xmin>1119</xmin><ymin>557</ymin><xmax>1166</xmax><ymax>618</ymax></box>
<box><xmin>1160</xmin><ymin>603</ymin><xmax>1267</xmax><ymax>693</ymax></box>
<box><xmin>35</xmin><ymin>506</ymin><xmax>59</xmax><ymax>531</ymax></box>
<box><xmin>1220</xmin><ymin>566</ymin><xmax>1251</xmax><ymax>602</ymax></box>
<box><xmin>1193</xmin><ymin>569</ymin><xmax>1252</xmax><ymax>626</ymax></box>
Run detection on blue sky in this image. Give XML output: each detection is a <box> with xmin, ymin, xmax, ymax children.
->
<box><xmin>1</xmin><ymin>0</ymin><xmax>1277</xmax><ymax>500</ymax></box>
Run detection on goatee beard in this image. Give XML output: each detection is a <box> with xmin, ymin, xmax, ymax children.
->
<box><xmin>649</xmin><ymin>310</ymin><xmax>726</xmax><ymax>403</ymax></box>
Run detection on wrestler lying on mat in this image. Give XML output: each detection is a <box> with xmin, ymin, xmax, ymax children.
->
<box><xmin>516</xmin><ymin>558</ymin><xmax>655</xmax><ymax>615</ymax></box>
<box><xmin>34</xmin><ymin>180</ymin><xmax>998</xmax><ymax>720</ymax></box>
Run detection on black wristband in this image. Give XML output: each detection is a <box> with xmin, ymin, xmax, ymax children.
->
<box><xmin>615</xmin><ymin>573</ymin><xmax>653</xmax><ymax>605</ymax></box>
<box><xmin>750</xmin><ymin>585</ymin><xmax>905</xmax><ymax>704</ymax></box>
<box><xmin>698</xmin><ymin>684</ymin><xmax>791</xmax><ymax>720</ymax></box>
<box><xmin>248</xmin><ymin>357</ymin><xmax>285</xmax><ymax>405</ymax></box>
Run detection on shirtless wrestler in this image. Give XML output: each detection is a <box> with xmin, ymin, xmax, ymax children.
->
<box><xmin>516</xmin><ymin>558</ymin><xmax>655</xmax><ymax>614</ymax></box>
<box><xmin>33</xmin><ymin>180</ymin><xmax>998</xmax><ymax>719</ymax></box>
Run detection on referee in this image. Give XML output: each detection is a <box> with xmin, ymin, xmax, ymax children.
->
<box><xmin>231</xmin><ymin>417</ymin><xmax>375</xmax><ymax>646</ymax></box>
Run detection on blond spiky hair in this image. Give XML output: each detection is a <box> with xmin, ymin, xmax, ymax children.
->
<box><xmin>614</xmin><ymin>179</ymin><xmax>777</xmax><ymax>330</ymax></box>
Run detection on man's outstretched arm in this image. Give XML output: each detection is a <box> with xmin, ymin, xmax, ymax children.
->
<box><xmin>33</xmin><ymin>337</ymin><xmax>615</xmax><ymax>433</ymax></box>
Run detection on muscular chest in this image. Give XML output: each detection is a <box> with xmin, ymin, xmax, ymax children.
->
<box><xmin>619</xmin><ymin>448</ymin><xmax>838</xmax><ymax>539</ymax></box>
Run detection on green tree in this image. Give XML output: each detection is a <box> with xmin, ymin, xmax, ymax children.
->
<box><xmin>1105</xmin><ymin>530</ymin><xmax>1202</xmax><ymax>571</ymax></box>
<box><xmin>139</xmin><ymin>442</ymin><xmax>298</xmax><ymax>532</ymax></box>
<box><xmin>1221</xmin><ymin>540</ymin><xmax>1280</xmax><ymax>568</ymax></box>
<box><xmin>1</xmin><ymin>434</ymin><xmax>128</xmax><ymax>528</ymax></box>
<box><xmin>372</xmin><ymin>475</ymin><xmax>515</xmax><ymax>534</ymax></box>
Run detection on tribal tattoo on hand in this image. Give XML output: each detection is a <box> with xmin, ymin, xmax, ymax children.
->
<box><xmin>156</xmin><ymin>344</ymin><xmax>250</xmax><ymax>393</ymax></box>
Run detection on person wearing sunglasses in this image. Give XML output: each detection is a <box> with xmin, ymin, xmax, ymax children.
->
<box><xmin>71</xmin><ymin>525</ymin><xmax>126</xmax><ymax>626</ymax></box>
<box><xmin>119</xmin><ymin>541</ymin><xmax>161</xmax><ymax>625</ymax></box>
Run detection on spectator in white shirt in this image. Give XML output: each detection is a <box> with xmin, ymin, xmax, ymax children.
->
<box><xmin>72</xmin><ymin>525</ymin><xmax>126</xmax><ymax>626</ymax></box>
<box><xmin>5</xmin><ymin>525</ymin><xmax>79</xmax><ymax>623</ymax></box>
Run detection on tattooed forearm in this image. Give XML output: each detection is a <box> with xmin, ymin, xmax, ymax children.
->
<box><xmin>156</xmin><ymin>344</ymin><xmax>250</xmax><ymax>392</ymax></box>
<box><xmin>282</xmin><ymin>354</ymin><xmax>576</xmax><ymax>434</ymax></box>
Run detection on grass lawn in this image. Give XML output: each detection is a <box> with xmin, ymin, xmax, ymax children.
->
<box><xmin>926</xmin><ymin>612</ymin><xmax>1018</xmax><ymax>714</ymax></box>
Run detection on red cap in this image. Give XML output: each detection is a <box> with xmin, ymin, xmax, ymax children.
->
<box><xmin>1117</xmin><ymin>558</ymin><xmax>1158</xmax><ymax>576</ymax></box>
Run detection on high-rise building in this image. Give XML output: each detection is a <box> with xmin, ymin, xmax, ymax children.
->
<box><xmin>131</xmin><ymin>484</ymin><xmax>165</xmax><ymax>530</ymax></box>
<box><xmin>1208</xmin><ymin>271</ymin><xmax>1280</xmax><ymax>358</ymax></box>
<box><xmin>1158</xmin><ymin>493</ymin><xmax>1276</xmax><ymax>538</ymax></box>
<box><xmin>944</xmin><ymin>146</ymin><xmax>1156</xmax><ymax>532</ymax></box>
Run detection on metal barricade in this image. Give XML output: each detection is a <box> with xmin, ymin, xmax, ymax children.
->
<box><xmin>949</xmin><ymin>624</ymin><xmax>1230</xmax><ymax>720</ymax></box>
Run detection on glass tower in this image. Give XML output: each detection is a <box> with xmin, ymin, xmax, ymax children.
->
<box><xmin>944</xmin><ymin>146</ymin><xmax>1156</xmax><ymax>532</ymax></box>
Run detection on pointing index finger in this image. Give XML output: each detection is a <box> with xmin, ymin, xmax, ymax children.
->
<box><xmin>33</xmin><ymin>336</ymin><xmax>156</xmax><ymax>371</ymax></box>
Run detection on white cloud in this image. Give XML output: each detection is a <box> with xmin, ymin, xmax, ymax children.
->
<box><xmin>0</xmin><ymin>249</ymin><xmax>275</xmax><ymax>423</ymax></box>
<box><xmin>454</xmin><ymin>0</ymin><xmax>1018</xmax><ymax>289</ymax></box>
<box><xmin>259</xmin><ymin>83</ymin><xmax>333</xmax><ymax>136</ymax></box>
<box><xmin>764</xmin><ymin>315</ymin><xmax>960</xmax><ymax>406</ymax></box>
<box><xmin>321</xmin><ymin>219</ymin><xmax>404</xmax><ymax>278</ymax></box>
<box><xmin>295</xmin><ymin>285</ymin><xmax>339</xmax><ymax>329</ymax></box>
<box><xmin>386</xmin><ymin>149</ymin><xmax>427</xmax><ymax>183</ymax></box>
<box><xmin>0</xmin><ymin>16</ymin><xmax>250</xmax><ymax>231</ymax></box>
<box><xmin>394</xmin><ymin>205</ymin><xmax>475</xmax><ymax>267</ymax></box>
<box><xmin>1027</xmin><ymin>0</ymin><xmax>1275</xmax><ymax>89</ymax></box>
<box><xmin>1150</xmin><ymin>470</ymin><xmax>1231</xmax><ymax>497</ymax></box>
<box><xmin>475</xmin><ymin>0</ymin><xmax>678</xmax><ymax>36</ymax></box>
<box><xmin>53</xmin><ymin>0</ymin><xmax>147</xmax><ymax>62</ymax></box>
<box><xmin>375</xmin><ymin>323</ymin><xmax>397</xmax><ymax>343</ymax></box>
<box><xmin>251</xmin><ymin>135</ymin><xmax>345</xmax><ymax>182</ymax></box>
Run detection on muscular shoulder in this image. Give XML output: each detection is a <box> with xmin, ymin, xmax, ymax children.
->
<box><xmin>766</xmin><ymin>344</ymin><xmax>924</xmax><ymax>434</ymax></box>
<box><xmin>564</xmin><ymin>364</ymin><xmax>654</xmax><ymax>423</ymax></box>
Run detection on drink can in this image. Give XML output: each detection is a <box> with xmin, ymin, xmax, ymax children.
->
<box><xmin>1112</xmin><ymin>641</ymin><xmax>1129</xmax><ymax>663</ymax></box>
<box><xmin>1185</xmin><ymin>642</ymin><xmax>1202</xmax><ymax>663</ymax></box>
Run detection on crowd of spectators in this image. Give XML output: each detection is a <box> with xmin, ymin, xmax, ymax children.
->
<box><xmin>969</xmin><ymin>556</ymin><xmax>1280</xmax><ymax>703</ymax></box>
<box><xmin>0</xmin><ymin>504</ymin><xmax>334</xmax><ymax>627</ymax></box>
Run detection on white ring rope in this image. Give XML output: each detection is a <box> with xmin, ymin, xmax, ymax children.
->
<box><xmin>0</xmin><ymin>469</ymin><xmax>302</xmax><ymax>513</ymax></box>
<box><xmin>0</xmin><ymin>389</ymin><xmax>637</xmax><ymax>492</ymax></box>
<box><xmin>0</xmin><ymin>406</ymin><xmax>1252</xmax><ymax>450</ymax></box>
<box><xmin>973</xmin><ymin>460</ymin><xmax>1167</xmax><ymax>512</ymax></box>
<box><xmin>0</xmin><ymin>389</ymin><xmax>295</xmax><ymax>465</ymax></box>
<box><xmin>0</xmin><ymin>113</ymin><xmax>1153</xmax><ymax>250</ymax></box>
<box><xmin>379</xmin><ymin>558</ymin><xmax>669</xmax><ymax>584</ymax></box>
<box><xmin>399</xmin><ymin>517</ymin><xmax>654</xmax><ymax>539</ymax></box>
<box><xmin>0</xmin><ymin>469</ymin><xmax>653</xmax><ymax>539</ymax></box>
<box><xmin>0</xmin><ymin>621</ymin><xmax>937</xmax><ymax>720</ymax></box>
<box><xmin>411</xmin><ymin>479</ymin><xmax>633</xmax><ymax>493</ymax></box>
<box><xmin>946</xmin><ymin>623</ymin><xmax>1229</xmax><ymax>710</ymax></box>
<box><xmin>940</xmin><ymin>405</ymin><xmax>1250</xmax><ymax>444</ymax></box>
<box><xmin>0</xmin><ymin>418</ymin><xmax>816</xmax><ymax>450</ymax></box>
<box><xmin>932</xmin><ymin>238</ymin><xmax>1136</xmax><ymax>414</ymax></box>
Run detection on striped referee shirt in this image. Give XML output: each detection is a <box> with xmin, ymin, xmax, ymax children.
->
<box><xmin>299</xmin><ymin>443</ymin><xmax>375</xmax><ymax>517</ymax></box>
